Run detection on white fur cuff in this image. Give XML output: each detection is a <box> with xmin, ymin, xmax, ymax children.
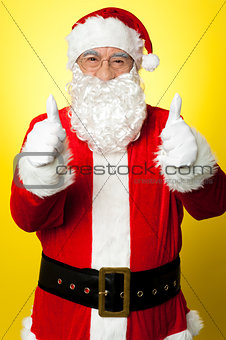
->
<box><xmin>164</xmin><ymin>310</ymin><xmax>203</xmax><ymax>339</ymax></box>
<box><xmin>155</xmin><ymin>128</ymin><xmax>217</xmax><ymax>193</ymax></box>
<box><xmin>18</xmin><ymin>139</ymin><xmax>75</xmax><ymax>198</ymax></box>
<box><xmin>21</xmin><ymin>317</ymin><xmax>37</xmax><ymax>340</ymax></box>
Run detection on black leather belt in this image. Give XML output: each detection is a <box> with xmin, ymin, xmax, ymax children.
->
<box><xmin>38</xmin><ymin>252</ymin><xmax>181</xmax><ymax>317</ymax></box>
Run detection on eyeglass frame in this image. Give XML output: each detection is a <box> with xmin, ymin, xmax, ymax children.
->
<box><xmin>76</xmin><ymin>49</ymin><xmax>134</xmax><ymax>72</ymax></box>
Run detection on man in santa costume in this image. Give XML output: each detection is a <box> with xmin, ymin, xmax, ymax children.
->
<box><xmin>10</xmin><ymin>7</ymin><xmax>226</xmax><ymax>340</ymax></box>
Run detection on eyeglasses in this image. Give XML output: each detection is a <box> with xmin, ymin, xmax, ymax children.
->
<box><xmin>77</xmin><ymin>54</ymin><xmax>133</xmax><ymax>71</ymax></box>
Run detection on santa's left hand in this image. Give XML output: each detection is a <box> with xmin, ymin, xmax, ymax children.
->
<box><xmin>159</xmin><ymin>93</ymin><xmax>198</xmax><ymax>167</ymax></box>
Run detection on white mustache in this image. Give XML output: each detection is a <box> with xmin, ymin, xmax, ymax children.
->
<box><xmin>67</xmin><ymin>64</ymin><xmax>146</xmax><ymax>154</ymax></box>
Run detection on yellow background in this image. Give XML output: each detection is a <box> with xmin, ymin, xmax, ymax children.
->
<box><xmin>1</xmin><ymin>0</ymin><xmax>225</xmax><ymax>339</ymax></box>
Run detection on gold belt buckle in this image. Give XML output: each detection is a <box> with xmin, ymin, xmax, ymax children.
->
<box><xmin>98</xmin><ymin>267</ymin><xmax>131</xmax><ymax>317</ymax></box>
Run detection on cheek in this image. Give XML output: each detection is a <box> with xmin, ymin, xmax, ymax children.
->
<box><xmin>83</xmin><ymin>71</ymin><xmax>95</xmax><ymax>76</ymax></box>
<box><xmin>115</xmin><ymin>66</ymin><xmax>132</xmax><ymax>76</ymax></box>
<box><xmin>116</xmin><ymin>70</ymin><xmax>130</xmax><ymax>76</ymax></box>
<box><xmin>78</xmin><ymin>66</ymin><xmax>94</xmax><ymax>76</ymax></box>
<box><xmin>77</xmin><ymin>63</ymin><xmax>93</xmax><ymax>76</ymax></box>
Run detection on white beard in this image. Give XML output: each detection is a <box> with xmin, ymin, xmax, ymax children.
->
<box><xmin>67</xmin><ymin>63</ymin><xmax>147</xmax><ymax>154</ymax></box>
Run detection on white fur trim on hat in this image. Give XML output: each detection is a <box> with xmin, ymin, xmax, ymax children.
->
<box><xmin>155</xmin><ymin>128</ymin><xmax>218</xmax><ymax>193</ymax></box>
<box><xmin>66</xmin><ymin>16</ymin><xmax>144</xmax><ymax>70</ymax></box>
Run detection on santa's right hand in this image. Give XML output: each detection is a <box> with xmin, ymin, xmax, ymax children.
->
<box><xmin>25</xmin><ymin>95</ymin><xmax>66</xmax><ymax>167</ymax></box>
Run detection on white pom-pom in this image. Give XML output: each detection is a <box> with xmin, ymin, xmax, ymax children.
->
<box><xmin>142</xmin><ymin>53</ymin><xmax>160</xmax><ymax>71</ymax></box>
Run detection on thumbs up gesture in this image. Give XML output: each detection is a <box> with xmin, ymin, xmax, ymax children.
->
<box><xmin>26</xmin><ymin>95</ymin><xmax>66</xmax><ymax>167</ymax></box>
<box><xmin>159</xmin><ymin>93</ymin><xmax>198</xmax><ymax>167</ymax></box>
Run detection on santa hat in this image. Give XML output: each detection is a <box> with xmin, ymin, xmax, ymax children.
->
<box><xmin>66</xmin><ymin>7</ymin><xmax>160</xmax><ymax>72</ymax></box>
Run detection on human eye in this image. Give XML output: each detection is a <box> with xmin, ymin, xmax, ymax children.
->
<box><xmin>87</xmin><ymin>56</ymin><xmax>98</xmax><ymax>62</ymax></box>
<box><xmin>112</xmin><ymin>58</ymin><xmax>125</xmax><ymax>64</ymax></box>
<box><xmin>84</xmin><ymin>55</ymin><xmax>99</xmax><ymax>63</ymax></box>
<box><xmin>110</xmin><ymin>57</ymin><xmax>127</xmax><ymax>69</ymax></box>
<box><xmin>81</xmin><ymin>55</ymin><xmax>100</xmax><ymax>69</ymax></box>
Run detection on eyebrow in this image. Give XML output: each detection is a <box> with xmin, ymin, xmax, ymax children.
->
<box><xmin>82</xmin><ymin>50</ymin><xmax>130</xmax><ymax>59</ymax></box>
<box><xmin>111</xmin><ymin>52</ymin><xmax>130</xmax><ymax>58</ymax></box>
<box><xmin>82</xmin><ymin>50</ymin><xmax>100</xmax><ymax>57</ymax></box>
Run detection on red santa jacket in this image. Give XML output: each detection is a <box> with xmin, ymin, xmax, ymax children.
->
<box><xmin>10</xmin><ymin>105</ymin><xmax>226</xmax><ymax>340</ymax></box>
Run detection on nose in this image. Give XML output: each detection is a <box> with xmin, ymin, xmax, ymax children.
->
<box><xmin>94</xmin><ymin>60</ymin><xmax>115</xmax><ymax>81</ymax></box>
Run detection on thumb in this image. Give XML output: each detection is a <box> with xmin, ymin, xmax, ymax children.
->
<box><xmin>46</xmin><ymin>94</ymin><xmax>61</xmax><ymax>125</ymax></box>
<box><xmin>166</xmin><ymin>93</ymin><xmax>182</xmax><ymax>126</ymax></box>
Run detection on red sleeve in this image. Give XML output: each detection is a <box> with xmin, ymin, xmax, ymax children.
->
<box><xmin>176</xmin><ymin>166</ymin><xmax>226</xmax><ymax>220</ymax></box>
<box><xmin>10</xmin><ymin>176</ymin><xmax>67</xmax><ymax>232</ymax></box>
<box><xmin>10</xmin><ymin>114</ymin><xmax>68</xmax><ymax>232</ymax></box>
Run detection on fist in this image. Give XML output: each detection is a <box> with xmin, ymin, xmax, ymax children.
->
<box><xmin>160</xmin><ymin>93</ymin><xmax>198</xmax><ymax>167</ymax></box>
<box><xmin>26</xmin><ymin>95</ymin><xmax>66</xmax><ymax>167</ymax></box>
